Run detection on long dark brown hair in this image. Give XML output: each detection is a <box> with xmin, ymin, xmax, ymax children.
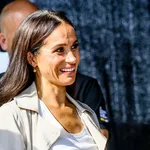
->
<box><xmin>0</xmin><ymin>10</ymin><xmax>74</xmax><ymax>104</ymax></box>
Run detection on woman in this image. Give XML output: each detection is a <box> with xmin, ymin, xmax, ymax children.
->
<box><xmin>0</xmin><ymin>10</ymin><xmax>107</xmax><ymax>150</ymax></box>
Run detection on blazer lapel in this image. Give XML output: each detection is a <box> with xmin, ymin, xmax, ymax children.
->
<box><xmin>66</xmin><ymin>93</ymin><xmax>107</xmax><ymax>150</ymax></box>
<box><xmin>15</xmin><ymin>83</ymin><xmax>60</xmax><ymax>150</ymax></box>
<box><xmin>82</xmin><ymin>113</ymin><xmax>107</xmax><ymax>150</ymax></box>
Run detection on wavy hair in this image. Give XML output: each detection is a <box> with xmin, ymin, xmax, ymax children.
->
<box><xmin>0</xmin><ymin>10</ymin><xmax>74</xmax><ymax>104</ymax></box>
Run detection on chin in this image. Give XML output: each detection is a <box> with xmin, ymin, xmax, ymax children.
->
<box><xmin>61</xmin><ymin>78</ymin><xmax>76</xmax><ymax>86</ymax></box>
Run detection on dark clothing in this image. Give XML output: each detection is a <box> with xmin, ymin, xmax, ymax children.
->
<box><xmin>67</xmin><ymin>73</ymin><xmax>108</xmax><ymax>129</ymax></box>
<box><xmin>0</xmin><ymin>72</ymin><xmax>4</xmax><ymax>77</ymax></box>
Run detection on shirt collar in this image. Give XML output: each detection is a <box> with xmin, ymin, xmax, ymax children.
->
<box><xmin>15</xmin><ymin>82</ymin><xmax>93</xmax><ymax>114</ymax></box>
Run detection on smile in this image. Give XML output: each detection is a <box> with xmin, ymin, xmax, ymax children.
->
<box><xmin>60</xmin><ymin>67</ymin><xmax>75</xmax><ymax>72</ymax></box>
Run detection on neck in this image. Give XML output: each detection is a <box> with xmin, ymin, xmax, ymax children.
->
<box><xmin>35</xmin><ymin>78</ymin><xmax>67</xmax><ymax>108</ymax></box>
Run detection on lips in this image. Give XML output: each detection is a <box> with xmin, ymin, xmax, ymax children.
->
<box><xmin>60</xmin><ymin>67</ymin><xmax>75</xmax><ymax>72</ymax></box>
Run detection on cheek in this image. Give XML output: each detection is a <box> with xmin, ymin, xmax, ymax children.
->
<box><xmin>36</xmin><ymin>55</ymin><xmax>52</xmax><ymax>73</ymax></box>
<box><xmin>37</xmin><ymin>55</ymin><xmax>64</xmax><ymax>74</ymax></box>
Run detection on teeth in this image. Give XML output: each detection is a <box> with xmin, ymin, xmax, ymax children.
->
<box><xmin>61</xmin><ymin>68</ymin><xmax>75</xmax><ymax>72</ymax></box>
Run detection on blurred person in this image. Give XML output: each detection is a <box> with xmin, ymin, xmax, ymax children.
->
<box><xmin>0</xmin><ymin>0</ymin><xmax>38</xmax><ymax>76</ymax></box>
<box><xmin>0</xmin><ymin>10</ymin><xmax>107</xmax><ymax>149</ymax></box>
<box><xmin>0</xmin><ymin>0</ymin><xmax>109</xmax><ymax>138</ymax></box>
<box><xmin>0</xmin><ymin>0</ymin><xmax>13</xmax><ymax>74</ymax></box>
<box><xmin>0</xmin><ymin>0</ymin><xmax>38</xmax><ymax>52</ymax></box>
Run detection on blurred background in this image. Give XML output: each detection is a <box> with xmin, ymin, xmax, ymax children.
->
<box><xmin>1</xmin><ymin>0</ymin><xmax>150</xmax><ymax>149</ymax></box>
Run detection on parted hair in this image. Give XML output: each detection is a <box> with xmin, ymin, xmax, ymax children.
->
<box><xmin>0</xmin><ymin>10</ymin><xmax>74</xmax><ymax>104</ymax></box>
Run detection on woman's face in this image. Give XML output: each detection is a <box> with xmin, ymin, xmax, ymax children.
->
<box><xmin>33</xmin><ymin>23</ymin><xmax>80</xmax><ymax>86</ymax></box>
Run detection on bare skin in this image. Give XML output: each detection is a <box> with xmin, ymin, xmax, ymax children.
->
<box><xmin>47</xmin><ymin>100</ymin><xmax>83</xmax><ymax>133</ymax></box>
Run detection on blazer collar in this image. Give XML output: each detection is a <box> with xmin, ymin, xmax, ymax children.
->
<box><xmin>14</xmin><ymin>82</ymin><xmax>98</xmax><ymax>149</ymax></box>
<box><xmin>14</xmin><ymin>82</ymin><xmax>93</xmax><ymax>114</ymax></box>
<box><xmin>14</xmin><ymin>82</ymin><xmax>39</xmax><ymax>112</ymax></box>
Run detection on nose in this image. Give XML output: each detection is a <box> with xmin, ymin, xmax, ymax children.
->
<box><xmin>65</xmin><ymin>51</ymin><xmax>76</xmax><ymax>64</ymax></box>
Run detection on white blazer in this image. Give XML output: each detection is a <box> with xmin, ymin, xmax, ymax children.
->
<box><xmin>0</xmin><ymin>82</ymin><xmax>107</xmax><ymax>150</ymax></box>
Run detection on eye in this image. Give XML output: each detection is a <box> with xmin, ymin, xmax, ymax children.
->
<box><xmin>71</xmin><ymin>43</ymin><xmax>79</xmax><ymax>50</ymax></box>
<box><xmin>55</xmin><ymin>47</ymin><xmax>65</xmax><ymax>53</ymax></box>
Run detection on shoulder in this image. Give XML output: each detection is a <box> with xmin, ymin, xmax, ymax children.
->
<box><xmin>66</xmin><ymin>73</ymin><xmax>100</xmax><ymax>101</ymax></box>
<box><xmin>0</xmin><ymin>101</ymin><xmax>21</xmax><ymax>137</ymax></box>
<box><xmin>0</xmin><ymin>100</ymin><xmax>28</xmax><ymax>135</ymax></box>
<box><xmin>76</xmin><ymin>73</ymin><xmax>100</xmax><ymax>90</ymax></box>
<box><xmin>0</xmin><ymin>101</ymin><xmax>18</xmax><ymax>121</ymax></box>
<box><xmin>76</xmin><ymin>73</ymin><xmax>98</xmax><ymax>83</ymax></box>
<box><xmin>0</xmin><ymin>101</ymin><xmax>16</xmax><ymax>112</ymax></box>
<box><xmin>0</xmin><ymin>101</ymin><xmax>26</xmax><ymax>149</ymax></box>
<box><xmin>0</xmin><ymin>100</ymin><xmax>26</xmax><ymax>129</ymax></box>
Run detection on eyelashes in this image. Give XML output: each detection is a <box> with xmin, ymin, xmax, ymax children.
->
<box><xmin>71</xmin><ymin>43</ymin><xmax>79</xmax><ymax>49</ymax></box>
<box><xmin>55</xmin><ymin>47</ymin><xmax>65</xmax><ymax>53</ymax></box>
<box><xmin>55</xmin><ymin>43</ymin><xmax>79</xmax><ymax>53</ymax></box>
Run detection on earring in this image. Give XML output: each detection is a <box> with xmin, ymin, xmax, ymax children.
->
<box><xmin>33</xmin><ymin>68</ymin><xmax>36</xmax><ymax>73</ymax></box>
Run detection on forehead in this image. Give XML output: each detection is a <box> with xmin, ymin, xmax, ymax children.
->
<box><xmin>45</xmin><ymin>23</ymin><xmax>77</xmax><ymax>44</ymax></box>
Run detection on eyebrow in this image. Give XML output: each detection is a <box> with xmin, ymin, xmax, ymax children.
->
<box><xmin>51</xmin><ymin>40</ymin><xmax>78</xmax><ymax>50</ymax></box>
